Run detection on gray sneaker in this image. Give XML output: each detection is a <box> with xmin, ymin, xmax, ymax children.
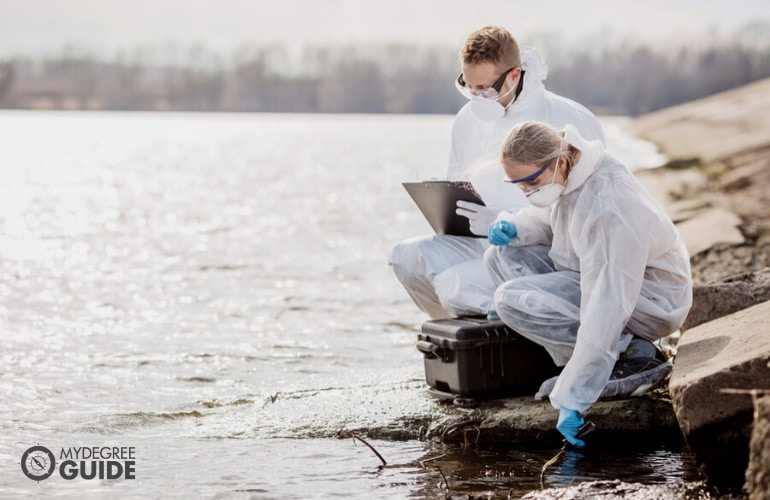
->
<box><xmin>603</xmin><ymin>337</ymin><xmax>672</xmax><ymax>399</ymax></box>
<box><xmin>533</xmin><ymin>337</ymin><xmax>673</xmax><ymax>402</ymax></box>
<box><xmin>610</xmin><ymin>338</ymin><xmax>668</xmax><ymax>380</ymax></box>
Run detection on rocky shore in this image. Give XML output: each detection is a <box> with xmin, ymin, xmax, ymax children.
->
<box><xmin>633</xmin><ymin>77</ymin><xmax>770</xmax><ymax>496</ymax></box>
<box><xmin>632</xmin><ymin>76</ymin><xmax>770</xmax><ymax>288</ymax></box>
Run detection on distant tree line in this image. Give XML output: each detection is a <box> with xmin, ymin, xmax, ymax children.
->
<box><xmin>1</xmin><ymin>27</ymin><xmax>769</xmax><ymax>116</ymax></box>
<box><xmin>543</xmin><ymin>30</ymin><xmax>770</xmax><ymax>115</ymax></box>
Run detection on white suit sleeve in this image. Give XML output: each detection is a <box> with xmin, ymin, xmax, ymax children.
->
<box><xmin>506</xmin><ymin>206</ymin><xmax>553</xmax><ymax>246</ymax></box>
<box><xmin>549</xmin><ymin>202</ymin><xmax>651</xmax><ymax>413</ymax></box>
<box><xmin>446</xmin><ymin>119</ymin><xmax>462</xmax><ymax>180</ymax></box>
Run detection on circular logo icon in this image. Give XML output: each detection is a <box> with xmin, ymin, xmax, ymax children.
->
<box><xmin>21</xmin><ymin>445</ymin><xmax>56</xmax><ymax>481</ymax></box>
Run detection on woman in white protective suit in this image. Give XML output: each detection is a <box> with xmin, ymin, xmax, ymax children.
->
<box><xmin>484</xmin><ymin>120</ymin><xmax>692</xmax><ymax>447</ymax></box>
<box><xmin>387</xmin><ymin>26</ymin><xmax>604</xmax><ymax>320</ymax></box>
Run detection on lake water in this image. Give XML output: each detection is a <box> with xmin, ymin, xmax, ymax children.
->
<box><xmin>0</xmin><ymin>111</ymin><xmax>701</xmax><ymax>498</ymax></box>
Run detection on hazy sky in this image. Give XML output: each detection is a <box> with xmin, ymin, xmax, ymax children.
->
<box><xmin>1</xmin><ymin>0</ymin><xmax>769</xmax><ymax>57</ymax></box>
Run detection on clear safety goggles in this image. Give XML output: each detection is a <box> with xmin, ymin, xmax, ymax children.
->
<box><xmin>504</xmin><ymin>160</ymin><xmax>553</xmax><ymax>193</ymax></box>
<box><xmin>455</xmin><ymin>67</ymin><xmax>516</xmax><ymax>100</ymax></box>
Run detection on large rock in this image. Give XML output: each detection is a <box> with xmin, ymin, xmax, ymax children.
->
<box><xmin>247</xmin><ymin>373</ymin><xmax>679</xmax><ymax>444</ymax></box>
<box><xmin>683</xmin><ymin>268</ymin><xmax>770</xmax><ymax>331</ymax></box>
<box><xmin>747</xmin><ymin>395</ymin><xmax>770</xmax><ymax>500</ymax></box>
<box><xmin>635</xmin><ymin>165</ymin><xmax>708</xmax><ymax>209</ymax></box>
<box><xmin>633</xmin><ymin>77</ymin><xmax>770</xmax><ymax>163</ymax></box>
<box><xmin>422</xmin><ymin>391</ymin><xmax>678</xmax><ymax>447</ymax></box>
<box><xmin>669</xmin><ymin>300</ymin><xmax>770</xmax><ymax>487</ymax></box>
<box><xmin>675</xmin><ymin>207</ymin><xmax>745</xmax><ymax>256</ymax></box>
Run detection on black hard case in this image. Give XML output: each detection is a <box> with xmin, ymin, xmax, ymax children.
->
<box><xmin>416</xmin><ymin>317</ymin><xmax>559</xmax><ymax>398</ymax></box>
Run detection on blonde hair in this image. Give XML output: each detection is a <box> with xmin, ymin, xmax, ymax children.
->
<box><xmin>501</xmin><ymin>121</ymin><xmax>579</xmax><ymax>172</ymax></box>
<box><xmin>459</xmin><ymin>26</ymin><xmax>521</xmax><ymax>72</ymax></box>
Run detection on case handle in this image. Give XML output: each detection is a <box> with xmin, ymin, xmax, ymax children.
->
<box><xmin>416</xmin><ymin>340</ymin><xmax>441</xmax><ymax>359</ymax></box>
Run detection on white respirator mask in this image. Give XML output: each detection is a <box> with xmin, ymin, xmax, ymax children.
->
<box><xmin>469</xmin><ymin>84</ymin><xmax>516</xmax><ymax>121</ymax></box>
<box><xmin>525</xmin><ymin>155</ymin><xmax>565</xmax><ymax>208</ymax></box>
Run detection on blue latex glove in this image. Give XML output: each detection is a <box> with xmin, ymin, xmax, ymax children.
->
<box><xmin>557</xmin><ymin>407</ymin><xmax>586</xmax><ymax>447</ymax></box>
<box><xmin>487</xmin><ymin>220</ymin><xmax>517</xmax><ymax>246</ymax></box>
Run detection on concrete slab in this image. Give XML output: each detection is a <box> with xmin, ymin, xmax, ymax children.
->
<box><xmin>417</xmin><ymin>391</ymin><xmax>679</xmax><ymax>447</ymax></box>
<box><xmin>635</xmin><ymin>166</ymin><xmax>708</xmax><ymax>208</ymax></box>
<box><xmin>675</xmin><ymin>207</ymin><xmax>745</xmax><ymax>256</ymax></box>
<box><xmin>669</xmin><ymin>300</ymin><xmax>770</xmax><ymax>486</ymax></box>
<box><xmin>683</xmin><ymin>268</ymin><xmax>770</xmax><ymax>331</ymax></box>
<box><xmin>633</xmin><ymin>77</ymin><xmax>770</xmax><ymax>163</ymax></box>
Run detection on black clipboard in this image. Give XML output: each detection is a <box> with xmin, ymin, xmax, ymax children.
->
<box><xmin>402</xmin><ymin>181</ymin><xmax>485</xmax><ymax>238</ymax></box>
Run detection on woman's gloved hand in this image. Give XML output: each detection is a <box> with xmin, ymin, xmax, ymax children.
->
<box><xmin>456</xmin><ymin>201</ymin><xmax>499</xmax><ymax>236</ymax></box>
<box><xmin>487</xmin><ymin>220</ymin><xmax>517</xmax><ymax>246</ymax></box>
<box><xmin>557</xmin><ymin>407</ymin><xmax>586</xmax><ymax>447</ymax></box>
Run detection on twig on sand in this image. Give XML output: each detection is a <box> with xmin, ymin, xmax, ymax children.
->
<box><xmin>435</xmin><ymin>464</ymin><xmax>450</xmax><ymax>496</ymax></box>
<box><xmin>418</xmin><ymin>454</ymin><xmax>446</xmax><ymax>468</ymax></box>
<box><xmin>418</xmin><ymin>453</ymin><xmax>452</xmax><ymax>497</ymax></box>
<box><xmin>540</xmin><ymin>421</ymin><xmax>596</xmax><ymax>488</ymax></box>
<box><xmin>338</xmin><ymin>430</ymin><xmax>387</xmax><ymax>467</ymax></box>
<box><xmin>540</xmin><ymin>448</ymin><xmax>565</xmax><ymax>487</ymax></box>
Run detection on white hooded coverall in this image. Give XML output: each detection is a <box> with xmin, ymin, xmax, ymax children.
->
<box><xmin>484</xmin><ymin>126</ymin><xmax>693</xmax><ymax>413</ymax></box>
<box><xmin>388</xmin><ymin>47</ymin><xmax>605</xmax><ymax>319</ymax></box>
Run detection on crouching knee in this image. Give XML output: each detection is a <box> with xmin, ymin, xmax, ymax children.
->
<box><xmin>388</xmin><ymin>239</ymin><xmax>420</xmax><ymax>273</ymax></box>
<box><xmin>493</xmin><ymin>283</ymin><xmax>524</xmax><ymax>320</ymax></box>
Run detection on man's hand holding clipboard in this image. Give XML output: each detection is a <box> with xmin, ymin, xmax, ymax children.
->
<box><xmin>402</xmin><ymin>181</ymin><xmax>490</xmax><ymax>238</ymax></box>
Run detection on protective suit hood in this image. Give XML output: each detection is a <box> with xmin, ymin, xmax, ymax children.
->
<box><xmin>560</xmin><ymin>124</ymin><xmax>605</xmax><ymax>196</ymax></box>
<box><xmin>507</xmin><ymin>46</ymin><xmax>549</xmax><ymax>114</ymax></box>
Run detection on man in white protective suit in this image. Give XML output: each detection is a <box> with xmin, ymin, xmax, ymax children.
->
<box><xmin>485</xmin><ymin>121</ymin><xmax>692</xmax><ymax>446</ymax></box>
<box><xmin>388</xmin><ymin>26</ymin><xmax>604</xmax><ymax>319</ymax></box>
